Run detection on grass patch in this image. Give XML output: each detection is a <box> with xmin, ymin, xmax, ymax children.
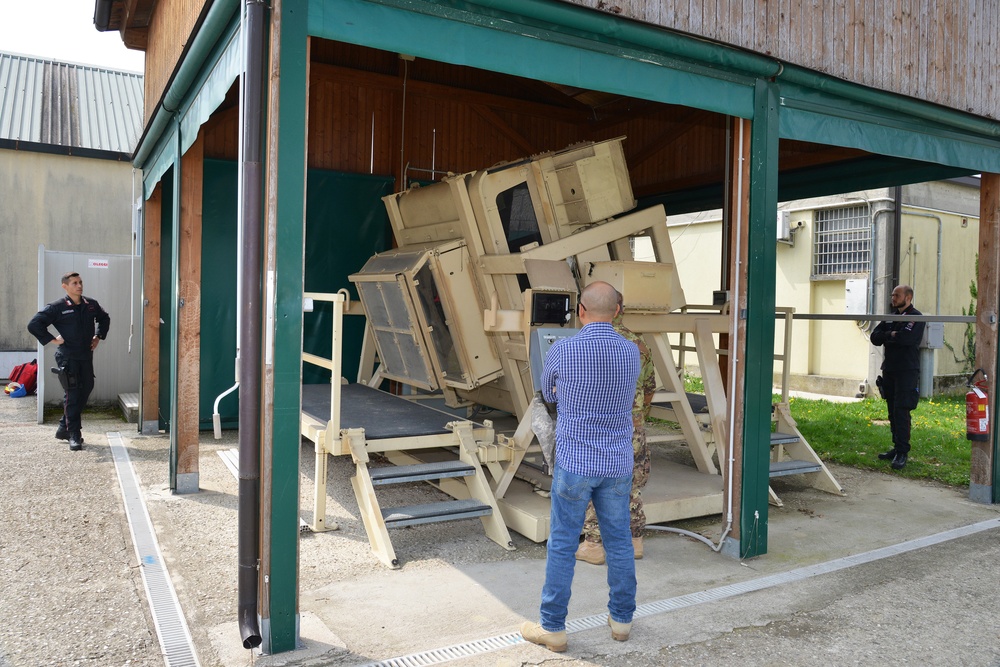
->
<box><xmin>43</xmin><ymin>403</ymin><xmax>127</xmax><ymax>423</ymax></box>
<box><xmin>677</xmin><ymin>373</ymin><xmax>970</xmax><ymax>487</ymax></box>
<box><xmin>789</xmin><ymin>394</ymin><xmax>970</xmax><ymax>487</ymax></box>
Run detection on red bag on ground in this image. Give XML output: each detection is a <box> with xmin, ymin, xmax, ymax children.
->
<box><xmin>8</xmin><ymin>359</ymin><xmax>38</xmax><ymax>395</ymax></box>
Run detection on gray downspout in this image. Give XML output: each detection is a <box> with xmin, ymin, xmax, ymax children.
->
<box><xmin>906</xmin><ymin>211</ymin><xmax>944</xmax><ymax>398</ymax></box>
<box><xmin>93</xmin><ymin>0</ymin><xmax>112</xmax><ymax>32</ymax></box>
<box><xmin>238</xmin><ymin>0</ymin><xmax>266</xmax><ymax>650</ymax></box>
<box><xmin>890</xmin><ymin>186</ymin><xmax>902</xmax><ymax>290</ymax></box>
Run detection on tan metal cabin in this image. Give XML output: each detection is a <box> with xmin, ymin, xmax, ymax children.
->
<box><xmin>96</xmin><ymin>0</ymin><xmax>1000</xmax><ymax>654</ymax></box>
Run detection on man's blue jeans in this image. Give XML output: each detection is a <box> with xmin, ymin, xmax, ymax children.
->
<box><xmin>540</xmin><ymin>464</ymin><xmax>636</xmax><ymax>631</ymax></box>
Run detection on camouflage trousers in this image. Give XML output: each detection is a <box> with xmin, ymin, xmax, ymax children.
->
<box><xmin>582</xmin><ymin>428</ymin><xmax>650</xmax><ymax>541</ymax></box>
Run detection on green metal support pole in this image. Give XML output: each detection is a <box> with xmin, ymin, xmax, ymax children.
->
<box><xmin>260</xmin><ymin>0</ymin><xmax>308</xmax><ymax>654</ymax></box>
<box><xmin>739</xmin><ymin>79</ymin><xmax>780</xmax><ymax>558</ymax></box>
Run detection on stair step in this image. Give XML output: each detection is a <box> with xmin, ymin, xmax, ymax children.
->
<box><xmin>370</xmin><ymin>460</ymin><xmax>477</xmax><ymax>485</ymax></box>
<box><xmin>769</xmin><ymin>459</ymin><xmax>823</xmax><ymax>477</ymax></box>
<box><xmin>646</xmin><ymin>433</ymin><xmax>688</xmax><ymax>444</ymax></box>
<box><xmin>770</xmin><ymin>432</ymin><xmax>801</xmax><ymax>446</ymax></box>
<box><xmin>382</xmin><ymin>499</ymin><xmax>492</xmax><ymax>528</ymax></box>
<box><xmin>118</xmin><ymin>392</ymin><xmax>139</xmax><ymax>424</ymax></box>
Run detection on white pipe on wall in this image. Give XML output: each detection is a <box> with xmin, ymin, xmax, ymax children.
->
<box><xmin>212</xmin><ymin>1</ymin><xmax>248</xmax><ymax>439</ymax></box>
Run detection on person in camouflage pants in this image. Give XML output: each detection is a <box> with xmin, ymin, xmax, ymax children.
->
<box><xmin>576</xmin><ymin>291</ymin><xmax>655</xmax><ymax>564</ymax></box>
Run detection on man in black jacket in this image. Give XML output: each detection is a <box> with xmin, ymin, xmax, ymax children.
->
<box><xmin>27</xmin><ymin>272</ymin><xmax>111</xmax><ymax>451</ymax></box>
<box><xmin>870</xmin><ymin>285</ymin><xmax>924</xmax><ymax>470</ymax></box>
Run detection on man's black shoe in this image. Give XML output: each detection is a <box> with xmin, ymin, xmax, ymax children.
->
<box><xmin>878</xmin><ymin>449</ymin><xmax>897</xmax><ymax>461</ymax></box>
<box><xmin>56</xmin><ymin>427</ymin><xmax>83</xmax><ymax>445</ymax></box>
<box><xmin>68</xmin><ymin>434</ymin><xmax>83</xmax><ymax>451</ymax></box>
<box><xmin>891</xmin><ymin>452</ymin><xmax>908</xmax><ymax>470</ymax></box>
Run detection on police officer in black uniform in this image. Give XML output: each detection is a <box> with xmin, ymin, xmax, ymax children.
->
<box><xmin>28</xmin><ymin>272</ymin><xmax>110</xmax><ymax>451</ymax></box>
<box><xmin>870</xmin><ymin>284</ymin><xmax>924</xmax><ymax>470</ymax></box>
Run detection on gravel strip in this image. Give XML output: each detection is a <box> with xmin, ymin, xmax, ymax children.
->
<box><xmin>0</xmin><ymin>396</ymin><xmax>161</xmax><ymax>666</ymax></box>
<box><xmin>0</xmin><ymin>394</ymin><xmax>548</xmax><ymax>666</ymax></box>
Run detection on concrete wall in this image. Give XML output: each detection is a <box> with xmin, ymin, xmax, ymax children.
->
<box><xmin>0</xmin><ymin>149</ymin><xmax>136</xmax><ymax>351</ymax></box>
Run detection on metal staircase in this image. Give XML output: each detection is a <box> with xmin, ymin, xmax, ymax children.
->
<box><xmin>344</xmin><ymin>422</ymin><xmax>515</xmax><ymax>569</ymax></box>
<box><xmin>370</xmin><ymin>461</ymin><xmax>493</xmax><ymax>529</ymax></box>
<box><xmin>768</xmin><ymin>402</ymin><xmax>844</xmax><ymax>506</ymax></box>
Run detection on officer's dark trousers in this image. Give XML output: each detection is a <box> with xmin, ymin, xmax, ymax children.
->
<box><xmin>56</xmin><ymin>351</ymin><xmax>95</xmax><ymax>435</ymax></box>
<box><xmin>883</xmin><ymin>369</ymin><xmax>919</xmax><ymax>454</ymax></box>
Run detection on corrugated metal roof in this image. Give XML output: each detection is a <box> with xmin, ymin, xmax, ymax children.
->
<box><xmin>0</xmin><ymin>51</ymin><xmax>143</xmax><ymax>155</ymax></box>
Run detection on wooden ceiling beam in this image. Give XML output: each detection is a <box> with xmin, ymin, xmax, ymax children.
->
<box><xmin>116</xmin><ymin>0</ymin><xmax>152</xmax><ymax>49</ymax></box>
<box><xmin>310</xmin><ymin>62</ymin><xmax>591</xmax><ymax>123</ymax></box>
<box><xmin>633</xmin><ymin>171</ymin><xmax>722</xmax><ymax>199</ymax></box>
<box><xmin>627</xmin><ymin>109</ymin><xmax>703</xmax><ymax>169</ymax></box>
<box><xmin>471</xmin><ymin>104</ymin><xmax>539</xmax><ymax>156</ymax></box>
<box><xmin>633</xmin><ymin>148</ymin><xmax>872</xmax><ymax>200</ymax></box>
<box><xmin>584</xmin><ymin>99</ymin><xmax>677</xmax><ymax>131</ymax></box>
<box><xmin>778</xmin><ymin>146</ymin><xmax>866</xmax><ymax>170</ymax></box>
<box><xmin>122</xmin><ymin>27</ymin><xmax>148</xmax><ymax>50</ymax></box>
<box><xmin>123</xmin><ymin>0</ymin><xmax>155</xmax><ymax>26</ymax></box>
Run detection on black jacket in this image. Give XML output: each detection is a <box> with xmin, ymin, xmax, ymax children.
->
<box><xmin>870</xmin><ymin>304</ymin><xmax>924</xmax><ymax>372</ymax></box>
<box><xmin>28</xmin><ymin>296</ymin><xmax>110</xmax><ymax>360</ymax></box>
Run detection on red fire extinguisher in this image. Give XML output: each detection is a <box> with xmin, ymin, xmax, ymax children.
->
<box><xmin>966</xmin><ymin>368</ymin><xmax>990</xmax><ymax>442</ymax></box>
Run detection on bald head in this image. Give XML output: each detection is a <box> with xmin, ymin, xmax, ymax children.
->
<box><xmin>890</xmin><ymin>284</ymin><xmax>914</xmax><ymax>311</ymax></box>
<box><xmin>579</xmin><ymin>281</ymin><xmax>620</xmax><ymax>322</ymax></box>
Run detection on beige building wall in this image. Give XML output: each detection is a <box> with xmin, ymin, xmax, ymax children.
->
<box><xmin>656</xmin><ymin>179</ymin><xmax>980</xmax><ymax>396</ymax></box>
<box><xmin>898</xmin><ymin>206</ymin><xmax>980</xmax><ymax>379</ymax></box>
<box><xmin>0</xmin><ymin>150</ymin><xmax>136</xmax><ymax>352</ymax></box>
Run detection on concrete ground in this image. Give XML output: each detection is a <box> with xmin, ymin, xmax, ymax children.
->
<box><xmin>2</xmin><ymin>392</ymin><xmax>999</xmax><ymax>667</ymax></box>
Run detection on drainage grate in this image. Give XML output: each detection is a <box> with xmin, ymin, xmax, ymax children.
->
<box><xmin>108</xmin><ymin>432</ymin><xmax>200</xmax><ymax>667</ymax></box>
<box><xmin>361</xmin><ymin>516</ymin><xmax>1000</xmax><ymax>667</ymax></box>
<box><xmin>360</xmin><ymin>632</ymin><xmax>524</xmax><ymax>667</ymax></box>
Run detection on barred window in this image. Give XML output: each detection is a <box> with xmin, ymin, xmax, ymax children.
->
<box><xmin>812</xmin><ymin>205</ymin><xmax>871</xmax><ymax>277</ymax></box>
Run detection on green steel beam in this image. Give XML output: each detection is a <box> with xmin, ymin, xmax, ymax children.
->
<box><xmin>308</xmin><ymin>0</ymin><xmax>756</xmax><ymax>118</ymax></box>
<box><xmin>739</xmin><ymin>80</ymin><xmax>780</xmax><ymax>558</ymax></box>
<box><xmin>779</xmin><ymin>94</ymin><xmax>1000</xmax><ymax>174</ymax></box>
<box><xmin>465</xmin><ymin>0</ymin><xmax>1000</xmax><ymax>141</ymax></box>
<box><xmin>262</xmin><ymin>0</ymin><xmax>309</xmax><ymax>655</ymax></box>
<box><xmin>309</xmin><ymin>0</ymin><xmax>1000</xmax><ymax>174</ymax></box>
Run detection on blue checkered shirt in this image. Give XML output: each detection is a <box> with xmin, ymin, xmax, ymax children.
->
<box><xmin>540</xmin><ymin>322</ymin><xmax>640</xmax><ymax>478</ymax></box>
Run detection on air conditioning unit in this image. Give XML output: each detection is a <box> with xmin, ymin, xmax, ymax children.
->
<box><xmin>777</xmin><ymin>210</ymin><xmax>791</xmax><ymax>242</ymax></box>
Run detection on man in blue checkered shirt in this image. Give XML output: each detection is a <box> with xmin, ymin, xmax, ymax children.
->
<box><xmin>521</xmin><ymin>280</ymin><xmax>640</xmax><ymax>652</ymax></box>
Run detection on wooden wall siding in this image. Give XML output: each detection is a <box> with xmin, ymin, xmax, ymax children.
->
<box><xmin>141</xmin><ymin>185</ymin><xmax>162</xmax><ymax>429</ymax></box>
<box><xmin>563</xmin><ymin>0</ymin><xmax>999</xmax><ymax>120</ymax></box>
<box><xmin>143</xmin><ymin>0</ymin><xmax>210</xmax><ymax>124</ymax></box>
<box><xmin>304</xmin><ymin>59</ymin><xmax>742</xmax><ymax>196</ymax></box>
<box><xmin>203</xmin><ymin>90</ymin><xmax>239</xmax><ymax>160</ymax></box>
<box><xmin>201</xmin><ymin>41</ymin><xmax>868</xmax><ymax>201</ymax></box>
<box><xmin>307</xmin><ymin>62</ymin><xmax>585</xmax><ymax>178</ymax></box>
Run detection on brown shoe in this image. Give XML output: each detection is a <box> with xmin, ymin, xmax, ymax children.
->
<box><xmin>520</xmin><ymin>621</ymin><xmax>567</xmax><ymax>652</ymax></box>
<box><xmin>632</xmin><ymin>536</ymin><xmax>643</xmax><ymax>559</ymax></box>
<box><xmin>575</xmin><ymin>540</ymin><xmax>606</xmax><ymax>565</ymax></box>
<box><xmin>608</xmin><ymin>616</ymin><xmax>632</xmax><ymax>641</ymax></box>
